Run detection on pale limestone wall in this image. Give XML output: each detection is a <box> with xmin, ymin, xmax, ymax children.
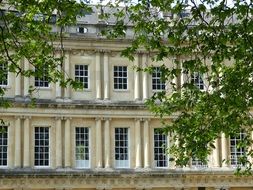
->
<box><xmin>70</xmin><ymin>54</ymin><xmax>96</xmax><ymax>101</ymax></box>
<box><xmin>109</xmin><ymin>55</ymin><xmax>134</xmax><ymax>101</ymax></box>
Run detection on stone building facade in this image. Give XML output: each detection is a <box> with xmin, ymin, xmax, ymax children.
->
<box><xmin>0</xmin><ymin>7</ymin><xmax>252</xmax><ymax>190</ymax></box>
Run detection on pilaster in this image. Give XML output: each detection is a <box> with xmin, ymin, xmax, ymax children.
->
<box><xmin>135</xmin><ymin>118</ymin><xmax>142</xmax><ymax>168</ymax></box>
<box><xmin>64</xmin><ymin>117</ymin><xmax>72</xmax><ymax>168</ymax></box>
<box><xmin>55</xmin><ymin>117</ymin><xmax>63</xmax><ymax>168</ymax></box>
<box><xmin>134</xmin><ymin>54</ymin><xmax>140</xmax><ymax>101</ymax></box>
<box><xmin>104</xmin><ymin>117</ymin><xmax>111</xmax><ymax>168</ymax></box>
<box><xmin>221</xmin><ymin>133</ymin><xmax>229</xmax><ymax>167</ymax></box>
<box><xmin>14</xmin><ymin>116</ymin><xmax>22</xmax><ymax>168</ymax></box>
<box><xmin>142</xmin><ymin>54</ymin><xmax>149</xmax><ymax>100</ymax></box>
<box><xmin>103</xmin><ymin>51</ymin><xmax>110</xmax><ymax>100</ymax></box>
<box><xmin>23</xmin><ymin>116</ymin><xmax>31</xmax><ymax>167</ymax></box>
<box><xmin>95</xmin><ymin>117</ymin><xmax>102</xmax><ymax>168</ymax></box>
<box><xmin>95</xmin><ymin>51</ymin><xmax>102</xmax><ymax>100</ymax></box>
<box><xmin>143</xmin><ymin>118</ymin><xmax>150</xmax><ymax>168</ymax></box>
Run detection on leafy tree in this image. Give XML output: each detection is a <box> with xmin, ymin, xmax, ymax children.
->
<box><xmin>0</xmin><ymin>0</ymin><xmax>91</xmax><ymax>106</ymax></box>
<box><xmin>100</xmin><ymin>0</ymin><xmax>253</xmax><ymax>174</ymax></box>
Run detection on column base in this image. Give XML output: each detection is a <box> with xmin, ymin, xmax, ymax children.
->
<box><xmin>55</xmin><ymin>97</ymin><xmax>63</xmax><ymax>102</ymax></box>
<box><xmin>14</xmin><ymin>95</ymin><xmax>23</xmax><ymax>101</ymax></box>
<box><xmin>24</xmin><ymin>96</ymin><xmax>31</xmax><ymax>102</ymax></box>
<box><xmin>64</xmin><ymin>98</ymin><xmax>72</xmax><ymax>103</ymax></box>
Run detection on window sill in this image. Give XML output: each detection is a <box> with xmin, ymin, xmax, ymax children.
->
<box><xmin>75</xmin><ymin>89</ymin><xmax>91</xmax><ymax>92</ymax></box>
<box><xmin>0</xmin><ymin>85</ymin><xmax>11</xmax><ymax>89</ymax></box>
<box><xmin>34</xmin><ymin>166</ymin><xmax>51</xmax><ymax>169</ymax></box>
<box><xmin>35</xmin><ymin>87</ymin><xmax>51</xmax><ymax>90</ymax></box>
<box><xmin>113</xmin><ymin>89</ymin><xmax>129</xmax><ymax>92</ymax></box>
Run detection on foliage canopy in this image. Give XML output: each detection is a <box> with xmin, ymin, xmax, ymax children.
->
<box><xmin>101</xmin><ymin>0</ymin><xmax>253</xmax><ymax>174</ymax></box>
<box><xmin>1</xmin><ymin>0</ymin><xmax>253</xmax><ymax>174</ymax></box>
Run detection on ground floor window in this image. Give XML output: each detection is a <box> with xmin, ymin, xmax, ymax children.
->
<box><xmin>230</xmin><ymin>131</ymin><xmax>246</xmax><ymax>166</ymax></box>
<box><xmin>154</xmin><ymin>129</ymin><xmax>168</xmax><ymax>167</ymax></box>
<box><xmin>75</xmin><ymin>127</ymin><xmax>90</xmax><ymax>168</ymax></box>
<box><xmin>115</xmin><ymin>128</ymin><xmax>129</xmax><ymax>168</ymax></box>
<box><xmin>0</xmin><ymin>126</ymin><xmax>8</xmax><ymax>166</ymax></box>
<box><xmin>34</xmin><ymin>127</ymin><xmax>50</xmax><ymax>166</ymax></box>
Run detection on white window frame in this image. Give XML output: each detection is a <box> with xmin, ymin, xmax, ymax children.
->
<box><xmin>75</xmin><ymin>127</ymin><xmax>90</xmax><ymax>168</ymax></box>
<box><xmin>0</xmin><ymin>63</ymin><xmax>8</xmax><ymax>87</ymax></box>
<box><xmin>153</xmin><ymin>128</ymin><xmax>168</xmax><ymax>168</ymax></box>
<box><xmin>74</xmin><ymin>64</ymin><xmax>89</xmax><ymax>90</ymax></box>
<box><xmin>230</xmin><ymin>131</ymin><xmax>246</xmax><ymax>167</ymax></box>
<box><xmin>34</xmin><ymin>66</ymin><xmax>50</xmax><ymax>88</ymax></box>
<box><xmin>0</xmin><ymin>126</ymin><xmax>8</xmax><ymax>168</ymax></box>
<box><xmin>114</xmin><ymin>127</ymin><xmax>130</xmax><ymax>168</ymax></box>
<box><xmin>191</xmin><ymin>157</ymin><xmax>208</xmax><ymax>168</ymax></box>
<box><xmin>34</xmin><ymin>126</ymin><xmax>50</xmax><ymax>168</ymax></box>
<box><xmin>113</xmin><ymin>66</ymin><xmax>128</xmax><ymax>90</ymax></box>
<box><xmin>191</xmin><ymin>72</ymin><xmax>204</xmax><ymax>90</ymax></box>
<box><xmin>152</xmin><ymin>67</ymin><xmax>165</xmax><ymax>91</ymax></box>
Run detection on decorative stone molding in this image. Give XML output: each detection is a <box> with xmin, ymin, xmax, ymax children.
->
<box><xmin>0</xmin><ymin>174</ymin><xmax>251</xmax><ymax>189</ymax></box>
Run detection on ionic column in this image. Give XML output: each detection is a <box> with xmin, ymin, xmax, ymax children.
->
<box><xmin>134</xmin><ymin>54</ymin><xmax>140</xmax><ymax>100</ymax></box>
<box><xmin>14</xmin><ymin>116</ymin><xmax>21</xmax><ymax>168</ymax></box>
<box><xmin>142</xmin><ymin>54</ymin><xmax>149</xmax><ymax>100</ymax></box>
<box><xmin>64</xmin><ymin>52</ymin><xmax>71</xmax><ymax>101</ymax></box>
<box><xmin>95</xmin><ymin>52</ymin><xmax>102</xmax><ymax>100</ymax></box>
<box><xmin>143</xmin><ymin>119</ymin><xmax>150</xmax><ymax>168</ymax></box>
<box><xmin>64</xmin><ymin>117</ymin><xmax>71</xmax><ymax>167</ymax></box>
<box><xmin>213</xmin><ymin>138</ymin><xmax>220</xmax><ymax>167</ymax></box>
<box><xmin>55</xmin><ymin>117</ymin><xmax>62</xmax><ymax>168</ymax></box>
<box><xmin>15</xmin><ymin>61</ymin><xmax>21</xmax><ymax>99</ymax></box>
<box><xmin>135</xmin><ymin>119</ymin><xmax>141</xmax><ymax>168</ymax></box>
<box><xmin>8</xmin><ymin>122</ymin><xmax>14</xmax><ymax>168</ymax></box>
<box><xmin>24</xmin><ymin>59</ymin><xmax>30</xmax><ymax>98</ymax></box>
<box><xmin>180</xmin><ymin>59</ymin><xmax>188</xmax><ymax>87</ymax></box>
<box><xmin>95</xmin><ymin>118</ymin><xmax>102</xmax><ymax>168</ymax></box>
<box><xmin>23</xmin><ymin>116</ymin><xmax>30</xmax><ymax>167</ymax></box>
<box><xmin>221</xmin><ymin>133</ymin><xmax>229</xmax><ymax>167</ymax></box>
<box><xmin>104</xmin><ymin>118</ymin><xmax>111</xmax><ymax>168</ymax></box>
<box><xmin>55</xmin><ymin>55</ymin><xmax>62</xmax><ymax>101</ymax></box>
<box><xmin>104</xmin><ymin>52</ymin><xmax>109</xmax><ymax>100</ymax></box>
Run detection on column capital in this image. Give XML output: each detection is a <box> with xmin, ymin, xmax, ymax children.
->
<box><xmin>142</xmin><ymin>118</ymin><xmax>151</xmax><ymax>122</ymax></box>
<box><xmin>103</xmin><ymin>117</ymin><xmax>111</xmax><ymax>121</ymax></box>
<box><xmin>101</xmin><ymin>49</ymin><xmax>112</xmax><ymax>54</ymax></box>
<box><xmin>14</xmin><ymin>115</ymin><xmax>22</xmax><ymax>119</ymax></box>
<box><xmin>95</xmin><ymin>117</ymin><xmax>103</xmax><ymax>121</ymax></box>
<box><xmin>22</xmin><ymin>115</ymin><xmax>31</xmax><ymax>119</ymax></box>
<box><xmin>55</xmin><ymin>116</ymin><xmax>64</xmax><ymax>120</ymax></box>
<box><xmin>63</xmin><ymin>117</ymin><xmax>72</xmax><ymax>121</ymax></box>
<box><xmin>134</xmin><ymin>118</ymin><xmax>142</xmax><ymax>122</ymax></box>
